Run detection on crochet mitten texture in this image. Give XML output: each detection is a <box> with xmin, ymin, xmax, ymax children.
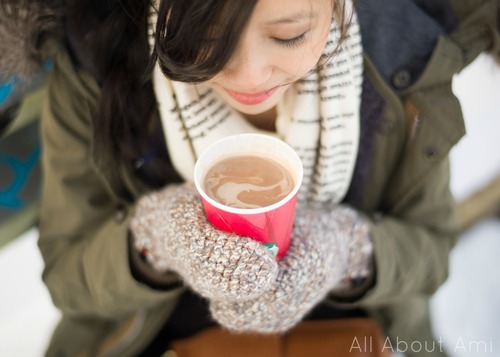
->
<box><xmin>209</xmin><ymin>205</ymin><xmax>373</xmax><ymax>333</ymax></box>
<box><xmin>130</xmin><ymin>184</ymin><xmax>278</xmax><ymax>301</ymax></box>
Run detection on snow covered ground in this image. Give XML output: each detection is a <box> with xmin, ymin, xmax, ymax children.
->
<box><xmin>430</xmin><ymin>54</ymin><xmax>500</xmax><ymax>357</ymax></box>
<box><xmin>0</xmin><ymin>54</ymin><xmax>499</xmax><ymax>356</ymax></box>
<box><xmin>0</xmin><ymin>228</ymin><xmax>60</xmax><ymax>357</ymax></box>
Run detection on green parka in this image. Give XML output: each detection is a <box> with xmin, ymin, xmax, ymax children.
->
<box><xmin>37</xmin><ymin>1</ymin><xmax>499</xmax><ymax>356</ymax></box>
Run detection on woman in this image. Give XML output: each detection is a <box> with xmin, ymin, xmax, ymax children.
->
<box><xmin>1</xmin><ymin>0</ymin><xmax>499</xmax><ymax>356</ymax></box>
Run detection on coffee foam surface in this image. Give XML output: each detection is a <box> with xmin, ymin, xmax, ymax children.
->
<box><xmin>203</xmin><ymin>155</ymin><xmax>294</xmax><ymax>209</ymax></box>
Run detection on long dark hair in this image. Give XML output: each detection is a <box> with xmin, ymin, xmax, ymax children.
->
<box><xmin>66</xmin><ymin>0</ymin><xmax>258</xmax><ymax>188</ymax></box>
<box><xmin>153</xmin><ymin>0</ymin><xmax>258</xmax><ymax>83</ymax></box>
<box><xmin>66</xmin><ymin>0</ymin><xmax>351</xmax><ymax>190</ymax></box>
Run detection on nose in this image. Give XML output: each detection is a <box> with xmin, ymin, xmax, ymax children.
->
<box><xmin>223</xmin><ymin>44</ymin><xmax>273</xmax><ymax>90</ymax></box>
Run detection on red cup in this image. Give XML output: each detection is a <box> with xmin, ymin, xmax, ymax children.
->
<box><xmin>194</xmin><ymin>134</ymin><xmax>303</xmax><ymax>260</ymax></box>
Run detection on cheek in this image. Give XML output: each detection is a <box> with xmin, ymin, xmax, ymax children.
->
<box><xmin>284</xmin><ymin>43</ymin><xmax>326</xmax><ymax>76</ymax></box>
<box><xmin>311</xmin><ymin>19</ymin><xmax>332</xmax><ymax>57</ymax></box>
<box><xmin>285</xmin><ymin>25</ymin><xmax>332</xmax><ymax>76</ymax></box>
<box><xmin>205</xmin><ymin>74</ymin><xmax>228</xmax><ymax>90</ymax></box>
<box><xmin>286</xmin><ymin>55</ymin><xmax>317</xmax><ymax>78</ymax></box>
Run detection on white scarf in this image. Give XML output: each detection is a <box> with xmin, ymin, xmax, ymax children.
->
<box><xmin>150</xmin><ymin>2</ymin><xmax>363</xmax><ymax>204</ymax></box>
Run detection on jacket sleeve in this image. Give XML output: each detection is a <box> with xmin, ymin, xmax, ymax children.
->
<box><xmin>363</xmin><ymin>157</ymin><xmax>458</xmax><ymax>306</ymax></box>
<box><xmin>38</xmin><ymin>47</ymin><xmax>182</xmax><ymax>319</ymax></box>
<box><xmin>329</xmin><ymin>154</ymin><xmax>459</xmax><ymax>307</ymax></box>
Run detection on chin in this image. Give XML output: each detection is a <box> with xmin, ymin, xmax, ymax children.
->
<box><xmin>233</xmin><ymin>101</ymin><xmax>277</xmax><ymax>115</ymax></box>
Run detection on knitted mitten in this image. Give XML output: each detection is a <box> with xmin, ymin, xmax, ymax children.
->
<box><xmin>130</xmin><ymin>184</ymin><xmax>278</xmax><ymax>301</ymax></box>
<box><xmin>209</xmin><ymin>205</ymin><xmax>373</xmax><ymax>333</ymax></box>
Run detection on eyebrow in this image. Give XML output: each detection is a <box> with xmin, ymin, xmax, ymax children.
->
<box><xmin>265</xmin><ymin>12</ymin><xmax>317</xmax><ymax>26</ymax></box>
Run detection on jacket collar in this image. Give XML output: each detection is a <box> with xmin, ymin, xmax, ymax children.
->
<box><xmin>357</xmin><ymin>0</ymin><xmax>457</xmax><ymax>92</ymax></box>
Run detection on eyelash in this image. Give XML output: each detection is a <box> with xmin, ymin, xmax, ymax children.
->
<box><xmin>272</xmin><ymin>33</ymin><xmax>307</xmax><ymax>49</ymax></box>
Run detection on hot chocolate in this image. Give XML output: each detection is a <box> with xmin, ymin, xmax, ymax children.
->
<box><xmin>203</xmin><ymin>155</ymin><xmax>294</xmax><ymax>209</ymax></box>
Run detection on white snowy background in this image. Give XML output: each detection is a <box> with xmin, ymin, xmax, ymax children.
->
<box><xmin>0</xmin><ymin>54</ymin><xmax>499</xmax><ymax>356</ymax></box>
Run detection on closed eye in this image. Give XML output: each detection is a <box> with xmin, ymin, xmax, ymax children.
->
<box><xmin>272</xmin><ymin>32</ymin><xmax>307</xmax><ymax>48</ymax></box>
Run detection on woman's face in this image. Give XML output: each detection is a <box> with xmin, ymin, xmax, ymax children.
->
<box><xmin>205</xmin><ymin>0</ymin><xmax>334</xmax><ymax>115</ymax></box>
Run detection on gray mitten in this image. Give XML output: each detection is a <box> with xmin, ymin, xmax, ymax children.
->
<box><xmin>209</xmin><ymin>205</ymin><xmax>373</xmax><ymax>333</ymax></box>
<box><xmin>130</xmin><ymin>184</ymin><xmax>278</xmax><ymax>301</ymax></box>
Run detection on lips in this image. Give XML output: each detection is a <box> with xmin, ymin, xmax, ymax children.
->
<box><xmin>224</xmin><ymin>87</ymin><xmax>278</xmax><ymax>105</ymax></box>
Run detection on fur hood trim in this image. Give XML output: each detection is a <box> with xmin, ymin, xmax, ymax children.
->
<box><xmin>0</xmin><ymin>1</ymin><xmax>64</xmax><ymax>77</ymax></box>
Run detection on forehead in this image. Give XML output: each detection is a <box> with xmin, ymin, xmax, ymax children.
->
<box><xmin>251</xmin><ymin>0</ymin><xmax>327</xmax><ymax>25</ymax></box>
